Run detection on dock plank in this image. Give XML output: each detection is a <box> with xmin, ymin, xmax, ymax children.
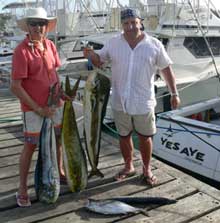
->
<box><xmin>1</xmin><ymin>93</ymin><xmax>220</xmax><ymax>223</ymax></box>
<box><xmin>0</xmin><ymin>125</ymin><xmax>22</xmax><ymax>134</ymax></box>
<box><xmin>191</xmin><ymin>208</ymin><xmax>220</xmax><ymax>222</ymax></box>
<box><xmin>0</xmin><ymin>138</ymin><xmax>23</xmax><ymax>149</ymax></box>
<box><xmin>147</xmin><ymin>192</ymin><xmax>220</xmax><ymax>223</ymax></box>
<box><xmin>0</xmin><ymin>169</ymin><xmax>176</xmax><ymax>223</ymax></box>
<box><xmin>0</xmin><ymin>145</ymin><xmax>23</xmax><ymax>157</ymax></box>
<box><xmin>0</xmin><ymin>131</ymin><xmax>23</xmax><ymax>140</ymax></box>
<box><xmin>7</xmin><ymin>175</ymin><xmax>196</xmax><ymax>223</ymax></box>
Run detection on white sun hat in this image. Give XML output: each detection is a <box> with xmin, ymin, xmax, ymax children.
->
<box><xmin>17</xmin><ymin>7</ymin><xmax>57</xmax><ymax>32</ymax></box>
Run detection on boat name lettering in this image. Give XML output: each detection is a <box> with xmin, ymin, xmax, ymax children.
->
<box><xmin>161</xmin><ymin>137</ymin><xmax>205</xmax><ymax>162</ymax></box>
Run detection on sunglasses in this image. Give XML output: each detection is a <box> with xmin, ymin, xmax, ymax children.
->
<box><xmin>28</xmin><ymin>20</ymin><xmax>48</xmax><ymax>27</ymax></box>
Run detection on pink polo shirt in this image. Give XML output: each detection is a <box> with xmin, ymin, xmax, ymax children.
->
<box><xmin>11</xmin><ymin>36</ymin><xmax>62</xmax><ymax>111</ymax></box>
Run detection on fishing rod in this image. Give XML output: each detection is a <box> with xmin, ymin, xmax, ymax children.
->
<box><xmin>80</xmin><ymin>0</ymin><xmax>102</xmax><ymax>33</ymax></box>
<box><xmin>187</xmin><ymin>0</ymin><xmax>220</xmax><ymax>82</ymax></box>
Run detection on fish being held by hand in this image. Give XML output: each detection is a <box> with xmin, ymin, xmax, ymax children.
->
<box><xmin>83</xmin><ymin>70</ymin><xmax>111</xmax><ymax>178</ymax></box>
<box><xmin>62</xmin><ymin>76</ymin><xmax>88</xmax><ymax>192</ymax></box>
<box><xmin>35</xmin><ymin>117</ymin><xmax>60</xmax><ymax>204</ymax></box>
<box><xmin>35</xmin><ymin>83</ymin><xmax>60</xmax><ymax>204</ymax></box>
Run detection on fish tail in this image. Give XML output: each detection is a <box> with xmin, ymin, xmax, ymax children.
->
<box><xmin>71</xmin><ymin>76</ymin><xmax>81</xmax><ymax>96</ymax></box>
<box><xmin>139</xmin><ymin>210</ymin><xmax>149</xmax><ymax>217</ymax></box>
<box><xmin>166</xmin><ymin>199</ymin><xmax>177</xmax><ymax>204</ymax></box>
<box><xmin>88</xmin><ymin>168</ymin><xmax>104</xmax><ymax>178</ymax></box>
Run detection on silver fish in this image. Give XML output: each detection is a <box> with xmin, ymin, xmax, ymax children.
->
<box><xmin>83</xmin><ymin>70</ymin><xmax>110</xmax><ymax>178</ymax></box>
<box><xmin>35</xmin><ymin>83</ymin><xmax>60</xmax><ymax>204</ymax></box>
<box><xmin>85</xmin><ymin>199</ymin><xmax>142</xmax><ymax>215</ymax></box>
<box><xmin>35</xmin><ymin>117</ymin><xmax>60</xmax><ymax>204</ymax></box>
<box><xmin>62</xmin><ymin>76</ymin><xmax>88</xmax><ymax>192</ymax></box>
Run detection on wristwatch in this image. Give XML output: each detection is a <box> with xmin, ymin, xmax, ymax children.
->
<box><xmin>171</xmin><ymin>92</ymin><xmax>179</xmax><ymax>97</ymax></box>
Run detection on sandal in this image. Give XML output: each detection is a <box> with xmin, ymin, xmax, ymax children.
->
<box><xmin>141</xmin><ymin>174</ymin><xmax>157</xmax><ymax>187</ymax></box>
<box><xmin>16</xmin><ymin>192</ymin><xmax>31</xmax><ymax>207</ymax></box>
<box><xmin>114</xmin><ymin>169</ymin><xmax>136</xmax><ymax>181</ymax></box>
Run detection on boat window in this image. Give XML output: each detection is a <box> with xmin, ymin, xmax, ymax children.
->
<box><xmin>88</xmin><ymin>41</ymin><xmax>104</xmax><ymax>50</ymax></box>
<box><xmin>0</xmin><ymin>52</ymin><xmax>13</xmax><ymax>57</ymax></box>
<box><xmin>80</xmin><ymin>41</ymin><xmax>103</xmax><ymax>50</ymax></box>
<box><xmin>184</xmin><ymin>37</ymin><xmax>220</xmax><ymax>57</ymax></box>
<box><xmin>158</xmin><ymin>38</ymin><xmax>169</xmax><ymax>49</ymax></box>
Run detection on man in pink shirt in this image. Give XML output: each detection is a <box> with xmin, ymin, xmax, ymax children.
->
<box><xmin>11</xmin><ymin>7</ymin><xmax>67</xmax><ymax>207</ymax></box>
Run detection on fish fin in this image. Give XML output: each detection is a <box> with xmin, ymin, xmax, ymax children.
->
<box><xmin>71</xmin><ymin>76</ymin><xmax>81</xmax><ymax>97</ymax></box>
<box><xmin>48</xmin><ymin>82</ymin><xmax>58</xmax><ymax>106</ymax></box>
<box><xmin>111</xmin><ymin>196</ymin><xmax>177</xmax><ymax>205</ymax></box>
<box><xmin>88</xmin><ymin>169</ymin><xmax>104</xmax><ymax>178</ymax></box>
<box><xmin>91</xmin><ymin>96</ymin><xmax>97</xmax><ymax>112</ymax></box>
<box><xmin>65</xmin><ymin>75</ymin><xmax>71</xmax><ymax>96</ymax></box>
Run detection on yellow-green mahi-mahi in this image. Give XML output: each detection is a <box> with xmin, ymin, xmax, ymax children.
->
<box><xmin>62</xmin><ymin>76</ymin><xmax>88</xmax><ymax>192</ymax></box>
<box><xmin>83</xmin><ymin>70</ymin><xmax>111</xmax><ymax>178</ymax></box>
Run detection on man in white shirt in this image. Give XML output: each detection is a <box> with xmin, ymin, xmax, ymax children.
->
<box><xmin>83</xmin><ymin>8</ymin><xmax>180</xmax><ymax>186</ymax></box>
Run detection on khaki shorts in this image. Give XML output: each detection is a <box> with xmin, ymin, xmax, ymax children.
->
<box><xmin>113</xmin><ymin>109</ymin><xmax>156</xmax><ymax>137</ymax></box>
<box><xmin>22</xmin><ymin>106</ymin><xmax>63</xmax><ymax>144</ymax></box>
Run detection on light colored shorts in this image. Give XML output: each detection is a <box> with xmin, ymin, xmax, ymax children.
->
<box><xmin>113</xmin><ymin>109</ymin><xmax>156</xmax><ymax>137</ymax></box>
<box><xmin>22</xmin><ymin>106</ymin><xmax>63</xmax><ymax>144</ymax></box>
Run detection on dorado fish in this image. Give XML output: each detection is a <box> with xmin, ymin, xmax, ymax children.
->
<box><xmin>85</xmin><ymin>199</ymin><xmax>143</xmax><ymax>215</ymax></box>
<box><xmin>35</xmin><ymin>116</ymin><xmax>60</xmax><ymax>204</ymax></box>
<box><xmin>83</xmin><ymin>70</ymin><xmax>111</xmax><ymax>178</ymax></box>
<box><xmin>62</xmin><ymin>76</ymin><xmax>88</xmax><ymax>192</ymax></box>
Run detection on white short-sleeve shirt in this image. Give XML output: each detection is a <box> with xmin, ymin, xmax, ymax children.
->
<box><xmin>98</xmin><ymin>32</ymin><xmax>172</xmax><ymax>115</ymax></box>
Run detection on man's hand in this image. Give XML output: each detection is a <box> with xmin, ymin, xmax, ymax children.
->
<box><xmin>170</xmin><ymin>95</ymin><xmax>181</xmax><ymax>110</ymax></box>
<box><xmin>35</xmin><ymin>106</ymin><xmax>56</xmax><ymax>118</ymax></box>
<box><xmin>61</xmin><ymin>92</ymin><xmax>75</xmax><ymax>101</ymax></box>
<box><xmin>83</xmin><ymin>47</ymin><xmax>103</xmax><ymax>67</ymax></box>
<box><xmin>83</xmin><ymin>47</ymin><xmax>94</xmax><ymax>59</ymax></box>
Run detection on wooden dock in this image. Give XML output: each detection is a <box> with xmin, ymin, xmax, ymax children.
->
<box><xmin>1</xmin><ymin>92</ymin><xmax>220</xmax><ymax>223</ymax></box>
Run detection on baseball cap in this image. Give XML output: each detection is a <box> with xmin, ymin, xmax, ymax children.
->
<box><xmin>120</xmin><ymin>8</ymin><xmax>142</xmax><ymax>22</ymax></box>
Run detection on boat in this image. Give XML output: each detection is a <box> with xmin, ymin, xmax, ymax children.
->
<box><xmin>58</xmin><ymin>0</ymin><xmax>220</xmax><ymax>115</ymax></box>
<box><xmin>2</xmin><ymin>0</ymin><xmax>220</xmax><ymax>115</ymax></box>
<box><xmin>0</xmin><ymin>35</ymin><xmax>24</xmax><ymax>91</ymax></box>
<box><xmin>153</xmin><ymin>97</ymin><xmax>220</xmax><ymax>183</ymax></box>
<box><xmin>0</xmin><ymin>43</ymin><xmax>14</xmax><ymax>90</ymax></box>
<box><xmin>55</xmin><ymin>2</ymin><xmax>122</xmax><ymax>67</ymax></box>
<box><xmin>147</xmin><ymin>0</ymin><xmax>220</xmax><ymax>113</ymax></box>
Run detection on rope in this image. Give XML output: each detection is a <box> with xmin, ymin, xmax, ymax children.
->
<box><xmin>80</xmin><ymin>0</ymin><xmax>102</xmax><ymax>33</ymax></box>
<box><xmin>156</xmin><ymin>64</ymin><xmax>216</xmax><ymax>99</ymax></box>
<box><xmin>156</xmin><ymin>1</ymin><xmax>220</xmax><ymax>100</ymax></box>
<box><xmin>103</xmin><ymin>120</ymin><xmax>220</xmax><ymax>137</ymax></box>
<box><xmin>102</xmin><ymin>122</ymin><xmax>118</xmax><ymax>135</ymax></box>
<box><xmin>187</xmin><ymin>0</ymin><xmax>220</xmax><ymax>81</ymax></box>
<box><xmin>157</xmin><ymin>125</ymin><xmax>220</xmax><ymax>136</ymax></box>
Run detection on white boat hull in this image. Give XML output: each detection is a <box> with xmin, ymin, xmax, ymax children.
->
<box><xmin>153</xmin><ymin>97</ymin><xmax>220</xmax><ymax>182</ymax></box>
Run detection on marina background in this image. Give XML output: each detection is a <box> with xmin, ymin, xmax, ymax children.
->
<box><xmin>1</xmin><ymin>0</ymin><xmax>220</xmax><ymax>13</ymax></box>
